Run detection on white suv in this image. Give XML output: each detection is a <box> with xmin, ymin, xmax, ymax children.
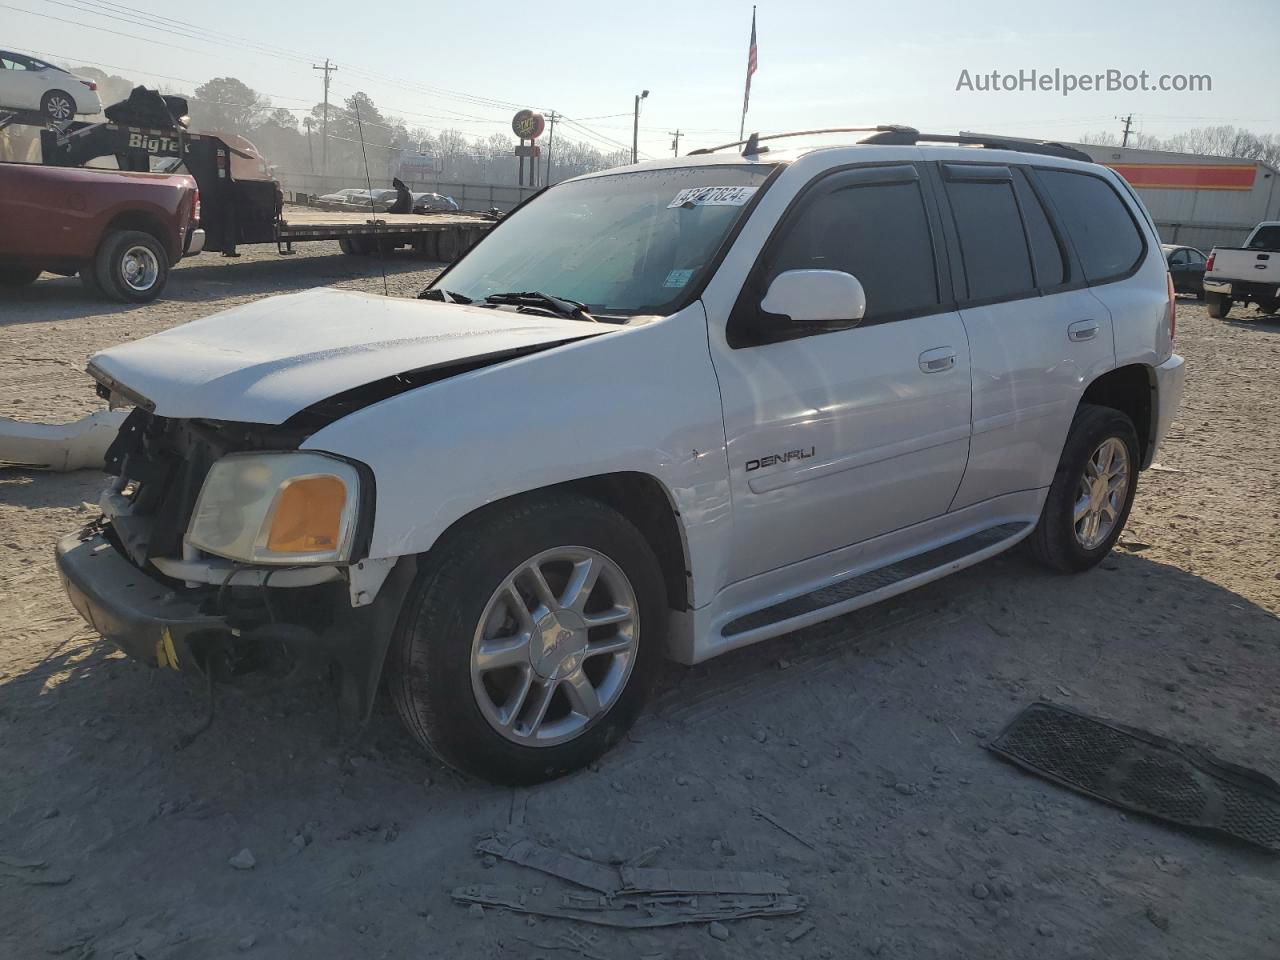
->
<box><xmin>58</xmin><ymin>128</ymin><xmax>1185</xmax><ymax>784</ymax></box>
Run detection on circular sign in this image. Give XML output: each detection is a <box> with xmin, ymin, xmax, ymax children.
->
<box><xmin>512</xmin><ymin>109</ymin><xmax>545</xmax><ymax>140</ymax></box>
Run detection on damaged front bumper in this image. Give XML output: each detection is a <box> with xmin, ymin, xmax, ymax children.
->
<box><xmin>56</xmin><ymin>524</ymin><xmax>416</xmax><ymax>725</ymax></box>
<box><xmin>57</xmin><ymin>527</ymin><xmax>225</xmax><ymax>671</ymax></box>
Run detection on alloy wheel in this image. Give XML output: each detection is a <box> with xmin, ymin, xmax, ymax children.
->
<box><xmin>470</xmin><ymin>546</ymin><xmax>639</xmax><ymax>746</ymax></box>
<box><xmin>1073</xmin><ymin>437</ymin><xmax>1130</xmax><ymax>550</ymax></box>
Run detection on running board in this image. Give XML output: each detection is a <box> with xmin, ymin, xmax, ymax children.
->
<box><xmin>722</xmin><ymin>521</ymin><xmax>1033</xmax><ymax>640</ymax></box>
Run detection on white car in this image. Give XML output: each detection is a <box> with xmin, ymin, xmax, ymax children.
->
<box><xmin>0</xmin><ymin>50</ymin><xmax>102</xmax><ymax>122</ymax></box>
<box><xmin>58</xmin><ymin>128</ymin><xmax>1185</xmax><ymax>784</ymax></box>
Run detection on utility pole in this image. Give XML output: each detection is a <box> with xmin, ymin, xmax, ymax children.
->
<box><xmin>632</xmin><ymin>89</ymin><xmax>649</xmax><ymax>164</ymax></box>
<box><xmin>544</xmin><ymin>111</ymin><xmax>558</xmax><ymax>186</ymax></box>
<box><xmin>1118</xmin><ymin>113</ymin><xmax>1133</xmax><ymax>148</ymax></box>
<box><xmin>670</xmin><ymin>129</ymin><xmax>682</xmax><ymax>157</ymax></box>
<box><xmin>312</xmin><ymin>59</ymin><xmax>337</xmax><ymax>176</ymax></box>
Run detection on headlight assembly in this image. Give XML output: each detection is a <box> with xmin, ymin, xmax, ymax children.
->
<box><xmin>186</xmin><ymin>452</ymin><xmax>362</xmax><ymax>564</ymax></box>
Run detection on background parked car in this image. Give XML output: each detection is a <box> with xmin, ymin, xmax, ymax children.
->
<box><xmin>1163</xmin><ymin>244</ymin><xmax>1207</xmax><ymax>297</ymax></box>
<box><xmin>412</xmin><ymin>192</ymin><xmax>460</xmax><ymax>214</ymax></box>
<box><xmin>0</xmin><ymin>50</ymin><xmax>102</xmax><ymax>121</ymax></box>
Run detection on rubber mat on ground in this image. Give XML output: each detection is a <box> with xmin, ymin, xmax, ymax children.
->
<box><xmin>988</xmin><ymin>702</ymin><xmax>1280</xmax><ymax>853</ymax></box>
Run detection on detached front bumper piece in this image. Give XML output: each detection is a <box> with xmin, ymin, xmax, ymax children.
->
<box><xmin>56</xmin><ymin>527</ymin><xmax>227</xmax><ymax>671</ymax></box>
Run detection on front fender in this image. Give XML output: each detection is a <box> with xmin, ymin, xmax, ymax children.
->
<box><xmin>303</xmin><ymin>303</ymin><xmax>733</xmax><ymax>607</ymax></box>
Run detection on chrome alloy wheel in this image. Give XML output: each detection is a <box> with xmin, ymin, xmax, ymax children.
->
<box><xmin>120</xmin><ymin>245</ymin><xmax>160</xmax><ymax>292</ymax></box>
<box><xmin>470</xmin><ymin>546</ymin><xmax>639</xmax><ymax>746</ymax></box>
<box><xmin>1073</xmin><ymin>437</ymin><xmax>1130</xmax><ymax>550</ymax></box>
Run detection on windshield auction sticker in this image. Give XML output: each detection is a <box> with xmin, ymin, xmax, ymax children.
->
<box><xmin>668</xmin><ymin>185</ymin><xmax>759</xmax><ymax>208</ymax></box>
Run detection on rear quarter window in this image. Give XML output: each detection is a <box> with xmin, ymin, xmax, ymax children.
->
<box><xmin>1035</xmin><ymin>169</ymin><xmax>1145</xmax><ymax>284</ymax></box>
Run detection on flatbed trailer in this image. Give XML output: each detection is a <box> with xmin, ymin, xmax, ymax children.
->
<box><xmin>276</xmin><ymin>207</ymin><xmax>494</xmax><ymax>260</ymax></box>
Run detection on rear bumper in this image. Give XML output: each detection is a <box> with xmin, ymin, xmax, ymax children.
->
<box><xmin>56</xmin><ymin>528</ymin><xmax>227</xmax><ymax>671</ymax></box>
<box><xmin>183</xmin><ymin>228</ymin><xmax>206</xmax><ymax>257</ymax></box>
<box><xmin>1203</xmin><ymin>277</ymin><xmax>1279</xmax><ymax>300</ymax></box>
<box><xmin>1148</xmin><ymin>353</ymin><xmax>1186</xmax><ymax>467</ymax></box>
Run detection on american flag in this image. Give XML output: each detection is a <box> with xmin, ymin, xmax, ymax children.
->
<box><xmin>743</xmin><ymin>7</ymin><xmax>758</xmax><ymax>115</ymax></box>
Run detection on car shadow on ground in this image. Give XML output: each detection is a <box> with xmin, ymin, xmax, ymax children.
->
<box><xmin>1224</xmin><ymin>308</ymin><xmax>1280</xmax><ymax>333</ymax></box>
<box><xmin>0</xmin><ymin>250</ymin><xmax>437</xmax><ymax>327</ymax></box>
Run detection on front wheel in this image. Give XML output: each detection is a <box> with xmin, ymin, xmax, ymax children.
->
<box><xmin>1206</xmin><ymin>292</ymin><xmax>1231</xmax><ymax>319</ymax></box>
<box><xmin>1028</xmin><ymin>404</ymin><xmax>1139</xmax><ymax>573</ymax></box>
<box><xmin>389</xmin><ymin>494</ymin><xmax>666</xmax><ymax>784</ymax></box>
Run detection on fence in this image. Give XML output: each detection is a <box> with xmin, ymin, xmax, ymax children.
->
<box><xmin>275</xmin><ymin>172</ymin><xmax>538</xmax><ymax>213</ymax></box>
<box><xmin>1154</xmin><ymin>220</ymin><xmax>1257</xmax><ymax>254</ymax></box>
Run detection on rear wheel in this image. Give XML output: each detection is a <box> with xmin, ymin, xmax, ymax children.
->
<box><xmin>389</xmin><ymin>493</ymin><xmax>666</xmax><ymax>784</ymax></box>
<box><xmin>41</xmin><ymin>90</ymin><xmax>76</xmax><ymax>122</ymax></box>
<box><xmin>1257</xmin><ymin>296</ymin><xmax>1279</xmax><ymax>316</ymax></box>
<box><xmin>0</xmin><ymin>266</ymin><xmax>41</xmax><ymax>287</ymax></box>
<box><xmin>1206</xmin><ymin>292</ymin><xmax>1231</xmax><ymax>319</ymax></box>
<box><xmin>1028</xmin><ymin>404</ymin><xmax>1139</xmax><ymax>573</ymax></box>
<box><xmin>95</xmin><ymin>230</ymin><xmax>169</xmax><ymax>303</ymax></box>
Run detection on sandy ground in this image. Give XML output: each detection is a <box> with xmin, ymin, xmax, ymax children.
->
<box><xmin>1</xmin><ymin>245</ymin><xmax>1278</xmax><ymax>959</ymax></box>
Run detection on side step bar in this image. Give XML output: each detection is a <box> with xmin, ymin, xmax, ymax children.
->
<box><xmin>722</xmin><ymin>521</ymin><xmax>1033</xmax><ymax>640</ymax></box>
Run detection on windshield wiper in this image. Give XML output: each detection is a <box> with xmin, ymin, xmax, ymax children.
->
<box><xmin>482</xmin><ymin>291</ymin><xmax>597</xmax><ymax>323</ymax></box>
<box><xmin>417</xmin><ymin>288</ymin><xmax>473</xmax><ymax>304</ymax></box>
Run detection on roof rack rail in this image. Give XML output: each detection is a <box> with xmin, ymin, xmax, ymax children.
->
<box><xmin>687</xmin><ymin>125</ymin><xmax>918</xmax><ymax>157</ymax></box>
<box><xmin>858</xmin><ymin>129</ymin><xmax>1091</xmax><ymax>162</ymax></box>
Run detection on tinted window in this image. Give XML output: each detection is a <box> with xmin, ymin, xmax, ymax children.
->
<box><xmin>1036</xmin><ymin>169</ymin><xmax>1145</xmax><ymax>282</ymax></box>
<box><xmin>945</xmin><ymin>179</ymin><xmax>1034</xmax><ymax>300</ymax></box>
<box><xmin>1248</xmin><ymin>225</ymin><xmax>1280</xmax><ymax>250</ymax></box>
<box><xmin>1168</xmin><ymin>249</ymin><xmax>1189</xmax><ymax>265</ymax></box>
<box><xmin>1013</xmin><ymin>169</ymin><xmax>1066</xmax><ymax>288</ymax></box>
<box><xmin>766</xmin><ymin>180</ymin><xmax>938</xmax><ymax>321</ymax></box>
<box><xmin>1188</xmin><ymin>249</ymin><xmax>1206</xmax><ymax>265</ymax></box>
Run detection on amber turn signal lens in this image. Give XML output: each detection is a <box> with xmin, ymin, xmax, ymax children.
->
<box><xmin>266</xmin><ymin>475</ymin><xmax>347</xmax><ymax>553</ymax></box>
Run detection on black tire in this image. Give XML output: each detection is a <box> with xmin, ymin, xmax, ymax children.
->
<box><xmin>0</xmin><ymin>266</ymin><xmax>41</xmax><ymax>287</ymax></box>
<box><xmin>1257</xmin><ymin>297</ymin><xmax>1279</xmax><ymax>317</ymax></box>
<box><xmin>1206</xmin><ymin>292</ymin><xmax>1231</xmax><ymax>319</ymax></box>
<box><xmin>94</xmin><ymin>230</ymin><xmax>169</xmax><ymax>303</ymax></box>
<box><xmin>41</xmin><ymin>89</ymin><xmax>76</xmax><ymax>123</ymax></box>
<box><xmin>1027</xmin><ymin>404</ymin><xmax>1140</xmax><ymax>574</ymax></box>
<box><xmin>389</xmin><ymin>493</ymin><xmax>667</xmax><ymax>784</ymax></box>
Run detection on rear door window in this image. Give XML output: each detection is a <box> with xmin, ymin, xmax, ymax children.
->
<box><xmin>943</xmin><ymin>168</ymin><xmax>1035</xmax><ymax>301</ymax></box>
<box><xmin>1012</xmin><ymin>169</ymin><xmax>1067</xmax><ymax>288</ymax></box>
<box><xmin>1035</xmin><ymin>169</ymin><xmax>1145</xmax><ymax>283</ymax></box>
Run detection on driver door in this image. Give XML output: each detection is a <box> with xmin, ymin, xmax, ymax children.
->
<box><xmin>706</xmin><ymin>164</ymin><xmax>972</xmax><ymax>585</ymax></box>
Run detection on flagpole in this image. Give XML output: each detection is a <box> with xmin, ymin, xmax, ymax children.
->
<box><xmin>739</xmin><ymin>5</ymin><xmax>756</xmax><ymax>142</ymax></box>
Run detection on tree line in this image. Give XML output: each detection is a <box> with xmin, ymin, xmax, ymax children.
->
<box><xmin>68</xmin><ymin>67</ymin><xmax>630</xmax><ymax>186</ymax></box>
<box><xmin>1079</xmin><ymin>124</ymin><xmax>1280</xmax><ymax>170</ymax></box>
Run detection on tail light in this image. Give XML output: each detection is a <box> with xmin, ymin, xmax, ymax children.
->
<box><xmin>79</xmin><ymin>79</ymin><xmax>98</xmax><ymax>91</ymax></box>
<box><xmin>1166</xmin><ymin>271</ymin><xmax>1176</xmax><ymax>342</ymax></box>
<box><xmin>190</xmin><ymin>188</ymin><xmax>201</xmax><ymax>225</ymax></box>
<box><xmin>1205</xmin><ymin>252</ymin><xmax>1215</xmax><ymax>272</ymax></box>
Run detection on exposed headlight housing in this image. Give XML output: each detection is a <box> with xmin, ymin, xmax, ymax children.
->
<box><xmin>186</xmin><ymin>452</ymin><xmax>362</xmax><ymax>565</ymax></box>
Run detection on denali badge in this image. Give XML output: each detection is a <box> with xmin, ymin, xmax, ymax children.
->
<box><xmin>745</xmin><ymin>447</ymin><xmax>815</xmax><ymax>472</ymax></box>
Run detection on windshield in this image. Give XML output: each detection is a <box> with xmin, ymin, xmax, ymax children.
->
<box><xmin>1248</xmin><ymin>225</ymin><xmax>1280</xmax><ymax>250</ymax></box>
<box><xmin>436</xmin><ymin>164</ymin><xmax>775</xmax><ymax>315</ymax></box>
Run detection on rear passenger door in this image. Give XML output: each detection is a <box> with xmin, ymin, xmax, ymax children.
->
<box><xmin>709</xmin><ymin>164</ymin><xmax>973</xmax><ymax>584</ymax></box>
<box><xmin>938</xmin><ymin>163</ymin><xmax>1116</xmax><ymax>510</ymax></box>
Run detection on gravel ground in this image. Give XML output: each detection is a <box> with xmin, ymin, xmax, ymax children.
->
<box><xmin>1</xmin><ymin>245</ymin><xmax>1278</xmax><ymax>959</ymax></box>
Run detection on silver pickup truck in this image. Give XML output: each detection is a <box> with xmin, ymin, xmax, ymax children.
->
<box><xmin>1203</xmin><ymin>221</ymin><xmax>1280</xmax><ymax>318</ymax></box>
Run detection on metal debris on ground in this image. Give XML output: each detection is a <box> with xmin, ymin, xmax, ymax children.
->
<box><xmin>461</xmin><ymin>833</ymin><xmax>805</xmax><ymax>928</ymax></box>
<box><xmin>750</xmin><ymin>806</ymin><xmax>818</xmax><ymax>850</ymax></box>
<box><xmin>989</xmin><ymin>702</ymin><xmax>1280</xmax><ymax>853</ymax></box>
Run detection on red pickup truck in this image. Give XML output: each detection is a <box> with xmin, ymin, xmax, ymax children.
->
<box><xmin>0</xmin><ymin>163</ymin><xmax>203</xmax><ymax>302</ymax></box>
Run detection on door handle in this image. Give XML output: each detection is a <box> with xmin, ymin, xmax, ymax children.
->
<box><xmin>919</xmin><ymin>347</ymin><xmax>956</xmax><ymax>373</ymax></box>
<box><xmin>1068</xmin><ymin>320</ymin><xmax>1099</xmax><ymax>342</ymax></box>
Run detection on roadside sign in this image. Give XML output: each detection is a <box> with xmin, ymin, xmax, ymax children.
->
<box><xmin>512</xmin><ymin>110</ymin><xmax>545</xmax><ymax>140</ymax></box>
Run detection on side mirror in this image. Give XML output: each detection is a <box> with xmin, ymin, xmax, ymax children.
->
<box><xmin>760</xmin><ymin>269</ymin><xmax>867</xmax><ymax>324</ymax></box>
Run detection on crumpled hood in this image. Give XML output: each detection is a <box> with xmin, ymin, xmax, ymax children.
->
<box><xmin>88</xmin><ymin>288</ymin><xmax>611</xmax><ymax>424</ymax></box>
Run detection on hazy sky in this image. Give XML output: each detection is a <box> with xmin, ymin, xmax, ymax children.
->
<box><xmin>6</xmin><ymin>0</ymin><xmax>1277</xmax><ymax>158</ymax></box>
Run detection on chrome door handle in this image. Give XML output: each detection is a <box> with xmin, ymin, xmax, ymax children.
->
<box><xmin>1068</xmin><ymin>320</ymin><xmax>1099</xmax><ymax>342</ymax></box>
<box><xmin>919</xmin><ymin>348</ymin><xmax>956</xmax><ymax>373</ymax></box>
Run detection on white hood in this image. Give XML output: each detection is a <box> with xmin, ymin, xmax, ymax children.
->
<box><xmin>88</xmin><ymin>288</ymin><xmax>610</xmax><ymax>424</ymax></box>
